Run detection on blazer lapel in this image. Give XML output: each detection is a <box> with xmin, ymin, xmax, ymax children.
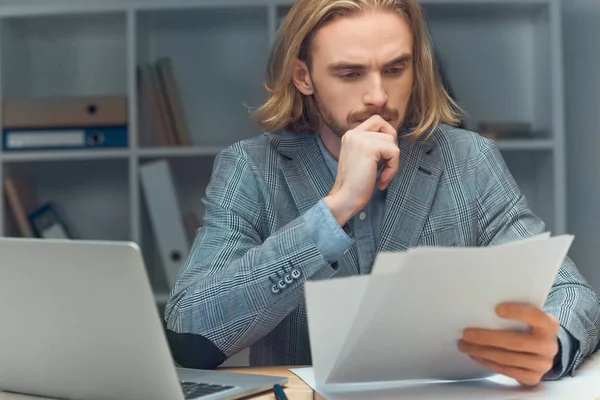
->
<box><xmin>279</xmin><ymin>134</ymin><xmax>333</xmax><ymax>215</ymax></box>
<box><xmin>278</xmin><ymin>133</ymin><xmax>361</xmax><ymax>276</ymax></box>
<box><xmin>377</xmin><ymin>134</ymin><xmax>443</xmax><ymax>253</ymax></box>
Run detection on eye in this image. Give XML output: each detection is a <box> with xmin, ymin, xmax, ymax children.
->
<box><xmin>386</xmin><ymin>67</ymin><xmax>404</xmax><ymax>75</ymax></box>
<box><xmin>340</xmin><ymin>72</ymin><xmax>360</xmax><ymax>80</ymax></box>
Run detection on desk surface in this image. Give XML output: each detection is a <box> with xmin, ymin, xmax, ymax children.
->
<box><xmin>1</xmin><ymin>353</ymin><xmax>599</xmax><ymax>400</ymax></box>
<box><xmin>228</xmin><ymin>351</ymin><xmax>600</xmax><ymax>399</ymax></box>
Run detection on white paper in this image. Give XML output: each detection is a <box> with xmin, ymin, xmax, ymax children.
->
<box><xmin>304</xmin><ymin>275</ymin><xmax>370</xmax><ymax>383</ymax></box>
<box><xmin>371</xmin><ymin>252</ymin><xmax>405</xmax><ymax>275</ymax></box>
<box><xmin>290</xmin><ymin>367</ymin><xmax>600</xmax><ymax>399</ymax></box>
<box><xmin>304</xmin><ymin>234</ymin><xmax>574</xmax><ymax>385</ymax></box>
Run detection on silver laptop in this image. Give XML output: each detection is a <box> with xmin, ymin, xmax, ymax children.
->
<box><xmin>0</xmin><ymin>237</ymin><xmax>287</xmax><ymax>400</ymax></box>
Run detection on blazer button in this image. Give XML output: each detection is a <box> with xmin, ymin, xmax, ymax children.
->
<box><xmin>278</xmin><ymin>279</ymin><xmax>287</xmax><ymax>289</ymax></box>
<box><xmin>284</xmin><ymin>274</ymin><xmax>294</xmax><ymax>284</ymax></box>
<box><xmin>291</xmin><ymin>269</ymin><xmax>301</xmax><ymax>279</ymax></box>
<box><xmin>271</xmin><ymin>284</ymin><xmax>281</xmax><ymax>294</ymax></box>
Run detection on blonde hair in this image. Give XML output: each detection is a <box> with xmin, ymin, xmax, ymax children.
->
<box><xmin>251</xmin><ymin>0</ymin><xmax>464</xmax><ymax>139</ymax></box>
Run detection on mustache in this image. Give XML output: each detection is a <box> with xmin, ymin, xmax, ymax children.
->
<box><xmin>348</xmin><ymin>108</ymin><xmax>400</xmax><ymax>124</ymax></box>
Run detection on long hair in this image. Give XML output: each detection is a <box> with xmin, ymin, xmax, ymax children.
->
<box><xmin>250</xmin><ymin>0</ymin><xmax>464</xmax><ymax>139</ymax></box>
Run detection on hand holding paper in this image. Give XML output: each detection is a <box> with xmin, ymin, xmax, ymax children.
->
<box><xmin>304</xmin><ymin>234</ymin><xmax>574</xmax><ymax>387</ymax></box>
<box><xmin>459</xmin><ymin>302</ymin><xmax>560</xmax><ymax>386</ymax></box>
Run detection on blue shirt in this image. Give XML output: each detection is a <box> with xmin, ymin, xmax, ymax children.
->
<box><xmin>302</xmin><ymin>135</ymin><xmax>387</xmax><ymax>274</ymax></box>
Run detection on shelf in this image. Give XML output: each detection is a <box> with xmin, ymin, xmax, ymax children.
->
<box><xmin>494</xmin><ymin>139</ymin><xmax>555</xmax><ymax>151</ymax></box>
<box><xmin>0</xmin><ymin>148</ymin><xmax>130</xmax><ymax>162</ymax></box>
<box><xmin>0</xmin><ymin>0</ymin><xmax>566</xmax><ymax>295</ymax></box>
<box><xmin>3</xmin><ymin>159</ymin><xmax>131</xmax><ymax>241</ymax></box>
<box><xmin>424</xmin><ymin>2</ymin><xmax>552</xmax><ymax>134</ymax></box>
<box><xmin>137</xmin><ymin>146</ymin><xmax>225</xmax><ymax>158</ymax></box>
<box><xmin>1</xmin><ymin>11</ymin><xmax>127</xmax><ymax>98</ymax></box>
<box><xmin>136</xmin><ymin>5</ymin><xmax>269</xmax><ymax>147</ymax></box>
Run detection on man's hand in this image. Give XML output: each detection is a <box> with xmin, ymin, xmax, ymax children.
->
<box><xmin>458</xmin><ymin>303</ymin><xmax>560</xmax><ymax>387</ymax></box>
<box><xmin>324</xmin><ymin>115</ymin><xmax>399</xmax><ymax>226</ymax></box>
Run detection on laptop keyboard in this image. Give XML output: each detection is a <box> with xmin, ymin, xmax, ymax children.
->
<box><xmin>180</xmin><ymin>381</ymin><xmax>236</xmax><ymax>399</ymax></box>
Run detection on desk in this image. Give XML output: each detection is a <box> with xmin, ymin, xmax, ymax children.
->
<box><xmin>227</xmin><ymin>351</ymin><xmax>600</xmax><ymax>400</ymax></box>
<box><xmin>0</xmin><ymin>354</ymin><xmax>598</xmax><ymax>400</ymax></box>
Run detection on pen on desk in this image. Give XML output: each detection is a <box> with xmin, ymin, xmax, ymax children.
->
<box><xmin>272</xmin><ymin>383</ymin><xmax>288</xmax><ymax>400</ymax></box>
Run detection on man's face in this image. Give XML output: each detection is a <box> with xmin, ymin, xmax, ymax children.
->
<box><xmin>305</xmin><ymin>9</ymin><xmax>414</xmax><ymax>138</ymax></box>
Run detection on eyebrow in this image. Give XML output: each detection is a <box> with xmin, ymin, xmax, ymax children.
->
<box><xmin>327</xmin><ymin>53</ymin><xmax>413</xmax><ymax>73</ymax></box>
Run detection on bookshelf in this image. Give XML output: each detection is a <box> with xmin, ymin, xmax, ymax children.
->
<box><xmin>0</xmin><ymin>0</ymin><xmax>567</xmax><ymax>312</ymax></box>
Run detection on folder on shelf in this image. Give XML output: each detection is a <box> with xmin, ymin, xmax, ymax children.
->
<box><xmin>139</xmin><ymin>159</ymin><xmax>190</xmax><ymax>289</ymax></box>
<box><xmin>155</xmin><ymin>57</ymin><xmax>192</xmax><ymax>146</ymax></box>
<box><xmin>3</xmin><ymin>175</ymin><xmax>38</xmax><ymax>237</ymax></box>
<box><xmin>2</xmin><ymin>95</ymin><xmax>127</xmax><ymax>129</ymax></box>
<box><xmin>28</xmin><ymin>202</ymin><xmax>71</xmax><ymax>240</ymax></box>
<box><xmin>2</xmin><ymin>125</ymin><xmax>128</xmax><ymax>151</ymax></box>
<box><xmin>138</xmin><ymin>63</ymin><xmax>176</xmax><ymax>147</ymax></box>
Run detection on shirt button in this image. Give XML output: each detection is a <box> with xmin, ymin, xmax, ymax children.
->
<box><xmin>359</xmin><ymin>212</ymin><xmax>367</xmax><ymax>220</ymax></box>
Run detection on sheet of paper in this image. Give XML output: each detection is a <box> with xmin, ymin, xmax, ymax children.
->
<box><xmin>290</xmin><ymin>367</ymin><xmax>600</xmax><ymax>399</ymax></box>
<box><xmin>304</xmin><ymin>234</ymin><xmax>574</xmax><ymax>385</ymax></box>
<box><xmin>304</xmin><ymin>275</ymin><xmax>370</xmax><ymax>384</ymax></box>
<box><xmin>370</xmin><ymin>252</ymin><xmax>405</xmax><ymax>275</ymax></box>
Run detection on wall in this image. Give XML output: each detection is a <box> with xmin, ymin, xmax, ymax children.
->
<box><xmin>563</xmin><ymin>0</ymin><xmax>600</xmax><ymax>294</ymax></box>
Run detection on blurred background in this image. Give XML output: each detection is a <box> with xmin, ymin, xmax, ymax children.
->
<box><xmin>0</xmin><ymin>0</ymin><xmax>598</xmax><ymax>330</ymax></box>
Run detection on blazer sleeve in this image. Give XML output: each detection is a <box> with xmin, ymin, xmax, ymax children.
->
<box><xmin>474</xmin><ymin>137</ymin><xmax>600</xmax><ymax>379</ymax></box>
<box><xmin>163</xmin><ymin>144</ymin><xmax>339</xmax><ymax>369</ymax></box>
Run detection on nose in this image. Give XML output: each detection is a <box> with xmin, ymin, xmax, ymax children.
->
<box><xmin>363</xmin><ymin>74</ymin><xmax>388</xmax><ymax>107</ymax></box>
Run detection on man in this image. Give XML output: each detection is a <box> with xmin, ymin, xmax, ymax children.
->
<box><xmin>164</xmin><ymin>0</ymin><xmax>600</xmax><ymax>387</ymax></box>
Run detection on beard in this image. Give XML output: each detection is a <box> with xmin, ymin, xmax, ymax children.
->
<box><xmin>313</xmin><ymin>87</ymin><xmax>402</xmax><ymax>139</ymax></box>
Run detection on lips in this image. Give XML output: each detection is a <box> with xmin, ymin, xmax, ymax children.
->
<box><xmin>356</xmin><ymin>118</ymin><xmax>393</xmax><ymax>123</ymax></box>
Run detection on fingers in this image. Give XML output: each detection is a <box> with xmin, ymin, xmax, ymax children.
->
<box><xmin>496</xmin><ymin>303</ymin><xmax>560</xmax><ymax>339</ymax></box>
<box><xmin>378</xmin><ymin>145</ymin><xmax>400</xmax><ymax>190</ymax></box>
<box><xmin>462</xmin><ymin>328</ymin><xmax>559</xmax><ymax>356</ymax></box>
<box><xmin>357</xmin><ymin>115</ymin><xmax>397</xmax><ymax>140</ymax></box>
<box><xmin>458</xmin><ymin>340</ymin><xmax>554</xmax><ymax>373</ymax></box>
<box><xmin>468</xmin><ymin>356</ymin><xmax>543</xmax><ymax>387</ymax></box>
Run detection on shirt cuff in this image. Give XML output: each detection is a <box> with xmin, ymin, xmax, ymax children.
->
<box><xmin>302</xmin><ymin>199</ymin><xmax>353</xmax><ymax>264</ymax></box>
<box><xmin>544</xmin><ymin>326</ymin><xmax>578</xmax><ymax>381</ymax></box>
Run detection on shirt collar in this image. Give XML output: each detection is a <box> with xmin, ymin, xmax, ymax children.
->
<box><xmin>316</xmin><ymin>134</ymin><xmax>338</xmax><ymax>180</ymax></box>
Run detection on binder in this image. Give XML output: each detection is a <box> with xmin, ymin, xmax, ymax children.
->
<box><xmin>155</xmin><ymin>57</ymin><xmax>192</xmax><ymax>146</ymax></box>
<box><xmin>2</xmin><ymin>95</ymin><xmax>127</xmax><ymax>129</ymax></box>
<box><xmin>138</xmin><ymin>64</ymin><xmax>174</xmax><ymax>146</ymax></box>
<box><xmin>2</xmin><ymin>125</ymin><xmax>128</xmax><ymax>151</ymax></box>
<box><xmin>3</xmin><ymin>175</ymin><xmax>37</xmax><ymax>237</ymax></box>
<box><xmin>28</xmin><ymin>202</ymin><xmax>71</xmax><ymax>239</ymax></box>
<box><xmin>139</xmin><ymin>159</ymin><xmax>189</xmax><ymax>288</ymax></box>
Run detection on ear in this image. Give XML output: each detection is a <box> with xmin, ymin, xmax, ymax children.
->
<box><xmin>292</xmin><ymin>59</ymin><xmax>314</xmax><ymax>96</ymax></box>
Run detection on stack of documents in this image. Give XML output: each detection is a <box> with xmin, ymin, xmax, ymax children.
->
<box><xmin>301</xmin><ymin>234</ymin><xmax>600</xmax><ymax>398</ymax></box>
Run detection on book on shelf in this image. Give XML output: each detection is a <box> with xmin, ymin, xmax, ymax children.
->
<box><xmin>138</xmin><ymin>57</ymin><xmax>192</xmax><ymax>148</ymax></box>
<box><xmin>3</xmin><ymin>175</ymin><xmax>38</xmax><ymax>237</ymax></box>
<box><xmin>28</xmin><ymin>202</ymin><xmax>71</xmax><ymax>240</ymax></box>
<box><xmin>3</xmin><ymin>175</ymin><xmax>72</xmax><ymax>239</ymax></box>
<box><xmin>155</xmin><ymin>57</ymin><xmax>192</xmax><ymax>146</ymax></box>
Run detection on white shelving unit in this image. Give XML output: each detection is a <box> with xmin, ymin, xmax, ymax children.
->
<box><xmin>0</xmin><ymin>0</ymin><xmax>567</xmax><ymax>310</ymax></box>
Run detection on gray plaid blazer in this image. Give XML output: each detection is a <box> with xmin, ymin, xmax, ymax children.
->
<box><xmin>164</xmin><ymin>123</ymin><xmax>600</xmax><ymax>378</ymax></box>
